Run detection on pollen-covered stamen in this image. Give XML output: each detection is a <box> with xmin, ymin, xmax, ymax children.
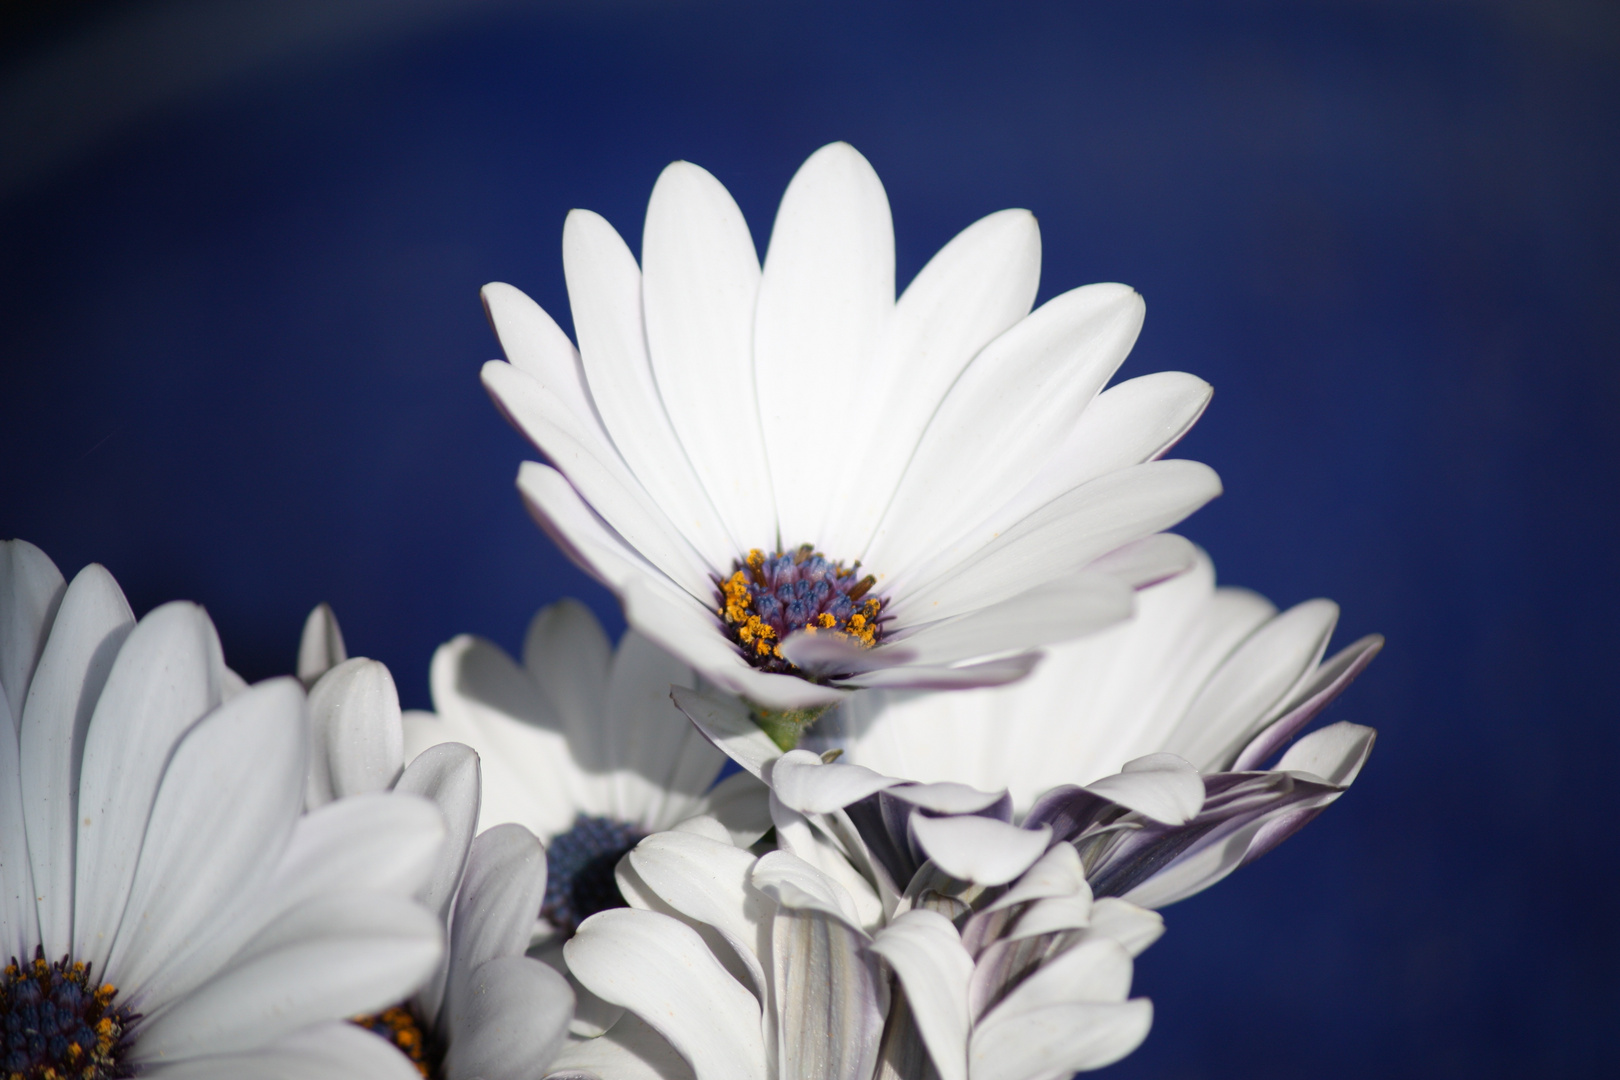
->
<box><xmin>1</xmin><ymin>947</ymin><xmax>137</xmax><ymax>1080</ymax></box>
<box><xmin>542</xmin><ymin>814</ymin><xmax>648</xmax><ymax>936</ymax></box>
<box><xmin>717</xmin><ymin>545</ymin><xmax>887</xmax><ymax>677</ymax></box>
<box><xmin>352</xmin><ymin>1005</ymin><xmax>444</xmax><ymax>1079</ymax></box>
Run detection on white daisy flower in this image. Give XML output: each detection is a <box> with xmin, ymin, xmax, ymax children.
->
<box><xmin>677</xmin><ymin>546</ymin><xmax>1381</xmax><ymax>908</ymax></box>
<box><xmin>297</xmin><ymin>626</ymin><xmax>576</xmax><ymax>1080</ymax></box>
<box><xmin>480</xmin><ymin>141</ymin><xmax>1223</xmax><ymax>733</ymax></box>
<box><xmin>557</xmin><ymin>815</ymin><xmax>1161</xmax><ymax>1080</ymax></box>
<box><xmin>0</xmin><ymin>540</ymin><xmax>446</xmax><ymax>1080</ymax></box>
<box><xmin>390</xmin><ymin>598</ymin><xmax>769</xmax><ymax>947</ymax></box>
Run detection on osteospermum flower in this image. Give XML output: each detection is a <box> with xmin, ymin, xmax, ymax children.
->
<box><xmin>481</xmin><ymin>141</ymin><xmax>1223</xmax><ymax>734</ymax></box>
<box><xmin>0</xmin><ymin>541</ymin><xmax>446</xmax><ymax>1079</ymax></box>
<box><xmin>392</xmin><ymin>599</ymin><xmax>768</xmax><ymax>946</ymax></box>
<box><xmin>559</xmin><ymin>815</ymin><xmax>1161</xmax><ymax>1080</ymax></box>
<box><xmin>295</xmin><ymin>628</ymin><xmax>575</xmax><ymax>1080</ymax></box>
<box><xmin>680</xmin><ymin>545</ymin><xmax>1381</xmax><ymax>908</ymax></box>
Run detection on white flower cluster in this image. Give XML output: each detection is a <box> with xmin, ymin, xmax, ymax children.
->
<box><xmin>1</xmin><ymin>143</ymin><xmax>1379</xmax><ymax>1080</ymax></box>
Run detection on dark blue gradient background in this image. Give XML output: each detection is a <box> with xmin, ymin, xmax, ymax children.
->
<box><xmin>2</xmin><ymin>2</ymin><xmax>1616</xmax><ymax>1075</ymax></box>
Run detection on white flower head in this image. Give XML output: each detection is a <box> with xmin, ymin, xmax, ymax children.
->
<box><xmin>482</xmin><ymin>142</ymin><xmax>1223</xmax><ymax>717</ymax></box>
<box><xmin>683</xmin><ymin>545</ymin><xmax>1382</xmax><ymax>909</ymax></box>
<box><xmin>298</xmin><ymin>619</ymin><xmax>577</xmax><ymax>1080</ymax></box>
<box><xmin>558</xmin><ymin>815</ymin><xmax>1159</xmax><ymax>1080</ymax></box>
<box><xmin>0</xmin><ymin>540</ymin><xmax>447</xmax><ymax>1080</ymax></box>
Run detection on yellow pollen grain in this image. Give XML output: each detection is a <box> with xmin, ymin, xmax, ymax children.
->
<box><xmin>816</xmin><ymin>612</ymin><xmax>836</xmax><ymax>628</ymax></box>
<box><xmin>746</xmin><ymin>548</ymin><xmax>765</xmax><ymax>572</ymax></box>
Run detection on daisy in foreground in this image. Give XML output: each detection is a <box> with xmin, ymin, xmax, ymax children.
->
<box><xmin>481</xmin><ymin>141</ymin><xmax>1223</xmax><ymax>738</ymax></box>
<box><xmin>677</xmin><ymin>546</ymin><xmax>1381</xmax><ymax>908</ymax></box>
<box><xmin>0</xmin><ymin>541</ymin><xmax>447</xmax><ymax>1079</ymax></box>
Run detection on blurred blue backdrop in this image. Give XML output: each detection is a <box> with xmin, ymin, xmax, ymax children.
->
<box><xmin>2</xmin><ymin>1</ymin><xmax>1616</xmax><ymax>1075</ymax></box>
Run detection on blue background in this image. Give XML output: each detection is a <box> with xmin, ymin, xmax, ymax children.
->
<box><xmin>2</xmin><ymin>1</ymin><xmax>1616</xmax><ymax>1075</ymax></box>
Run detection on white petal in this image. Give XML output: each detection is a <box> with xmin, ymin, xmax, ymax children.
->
<box><xmin>1083</xmin><ymin>754</ymin><xmax>1204</xmax><ymax>825</ymax></box>
<box><xmin>890</xmin><ymin>460</ymin><xmax>1223</xmax><ymax>626</ymax></box>
<box><xmin>525</xmin><ymin>600</ymin><xmax>612</xmax><ymax>744</ymax></box>
<box><xmin>565</xmin><ymin>908</ymin><xmax>768</xmax><ymax>1080</ymax></box>
<box><xmin>444</xmin><ymin>955</ymin><xmax>574</xmax><ymax>1080</ymax></box>
<box><xmin>1232</xmin><ymin>634</ymin><xmax>1383</xmax><ymax>771</ymax></box>
<box><xmin>890</xmin><ymin>573</ymin><xmax>1134</xmax><ymax>668</ymax></box>
<box><xmin>307</xmin><ymin>658</ymin><xmax>404</xmax><ymax>806</ymax></box>
<box><xmin>511</xmin><ymin>461</ymin><xmax>659</xmax><ymax>595</ymax></box>
<box><xmin>1165</xmin><ymin>598</ymin><xmax>1340</xmax><ymax>771</ymax></box>
<box><xmin>839</xmin><ymin>654</ymin><xmax>1042</xmax><ymax>693</ymax></box>
<box><xmin>908</xmin><ymin>817</ymin><xmax>1050</xmax><ymax>886</ymax></box>
<box><xmin>870</xmin><ymin>910</ymin><xmax>974</xmax><ymax>1080</ymax></box>
<box><xmin>983</xmin><ymin>936</ymin><xmax>1134</xmax><ymax>1015</ymax></box>
<box><xmin>984</xmin><ymin>843</ymin><xmax>1090</xmax><ymax>914</ymax></box>
<box><xmin>132</xmin><ymin>891</ymin><xmax>442</xmax><ymax>1062</ymax></box>
<box><xmin>864</xmin><ymin>282</ymin><xmax>1141</xmax><ymax>576</ymax></box>
<box><xmin>74</xmin><ymin>601</ymin><xmax>226</xmax><ymax>972</ymax></box>
<box><xmin>140</xmin><ymin>1021</ymin><xmax>425</xmax><ymax>1080</ymax></box>
<box><xmin>623</xmin><ymin>576</ymin><xmax>846</xmax><ymax>710</ymax></box>
<box><xmin>1084</xmin><ymin>898</ymin><xmax>1164</xmax><ymax>958</ymax></box>
<box><xmin>969</xmin><ymin>999</ymin><xmax>1153</xmax><ymax>1080</ymax></box>
<box><xmin>1083</xmin><ymin>533</ymin><xmax>1198</xmax><ymax>590</ymax></box>
<box><xmin>483</xmin><ymin>282</ymin><xmax>599</xmax><ymax>421</ymax></box>
<box><xmin>564</xmin><ymin>209</ymin><xmax>736</xmax><ymax>567</ymax></box>
<box><xmin>133</xmin><ymin>792</ymin><xmax>446</xmax><ymax>1020</ymax></box>
<box><xmin>625</xmin><ymin>830</ymin><xmax>769</xmax><ymax>995</ymax></box>
<box><xmin>549</xmin><ymin>1012</ymin><xmax>695</xmax><ymax>1080</ymax></box>
<box><xmin>297</xmin><ymin>603</ymin><xmax>347</xmax><ymax>687</ymax></box>
<box><xmin>1275</xmin><ymin>721</ymin><xmax>1377</xmax><ymax>787</ymax></box>
<box><xmin>767</xmin><ymin>749</ymin><xmax>900</xmax><ymax>814</ymax></box>
<box><xmin>106</xmin><ymin>678</ymin><xmax>304</xmax><ymax>1004</ymax></box>
<box><xmin>642</xmin><ymin>159</ymin><xmax>776</xmax><ymax>547</ymax></box>
<box><xmin>669</xmin><ymin>685</ymin><xmax>782</xmax><ymax>781</ymax></box>
<box><xmin>770</xmin><ymin>905</ymin><xmax>888</xmax><ymax>1080</ymax></box>
<box><xmin>831</xmin><ymin>208</ymin><xmax>1042</xmax><ymax>559</ymax></box>
<box><xmin>396</xmin><ymin>742</ymin><xmax>483</xmax><ymax>921</ymax></box>
<box><xmin>598</xmin><ymin>628</ymin><xmax>716</xmax><ymax>827</ymax></box>
<box><xmin>0</xmin><ymin>538</ymin><xmax>65</xmax><ymax>723</ymax></box>
<box><xmin>446</xmin><ymin>825</ymin><xmax>549</xmax><ymax>1038</ymax></box>
<box><xmin>755</xmin><ymin>142</ymin><xmax>894</xmax><ymax>550</ymax></box>
<box><xmin>0</xmin><ymin>701</ymin><xmax>37</xmax><ymax>959</ymax></box>
<box><xmin>493</xmin><ymin>369</ymin><xmax>714</xmax><ymax>600</ymax></box>
<box><xmin>18</xmin><ymin>563</ymin><xmax>133</xmax><ymax>958</ymax></box>
<box><xmin>765</xmin><ymin>803</ymin><xmax>885</xmax><ymax>931</ymax></box>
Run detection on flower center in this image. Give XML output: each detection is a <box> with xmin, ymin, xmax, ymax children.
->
<box><xmin>542</xmin><ymin>814</ymin><xmax>648</xmax><ymax>935</ymax></box>
<box><xmin>352</xmin><ymin>1005</ymin><xmax>444</xmax><ymax>1079</ymax></box>
<box><xmin>717</xmin><ymin>546</ymin><xmax>886</xmax><ymax>676</ymax></box>
<box><xmin>1</xmin><ymin>948</ymin><xmax>136</xmax><ymax>1080</ymax></box>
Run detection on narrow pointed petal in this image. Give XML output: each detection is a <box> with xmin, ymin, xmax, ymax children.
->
<box><xmin>1275</xmin><ymin>721</ymin><xmax>1377</xmax><ymax>786</ymax></box>
<box><xmin>483</xmin><ymin>282</ymin><xmax>599</xmax><ymax>420</ymax></box>
<box><xmin>566</xmin><ymin>908</ymin><xmax>769</xmax><ymax>1080</ymax></box>
<box><xmin>839</xmin><ymin>654</ymin><xmax>1043</xmax><ymax>693</ymax></box>
<box><xmin>444</xmin><ymin>955</ymin><xmax>575</xmax><ymax>1080</ymax></box>
<box><xmin>871</xmin><ymin>910</ymin><xmax>974</xmax><ymax>1080</ymax></box>
<box><xmin>831</xmin><ymin>208</ymin><xmax>1042</xmax><ymax>558</ymax></box>
<box><xmin>755</xmin><ymin>142</ymin><xmax>894</xmax><ymax>549</ymax></box>
<box><xmin>909</xmin><ymin>816</ymin><xmax>1050</xmax><ymax>886</ymax></box>
<box><xmin>643</xmin><ymin>160</ymin><xmax>777</xmax><ymax>547</ymax></box>
<box><xmin>18</xmin><ymin>563</ymin><xmax>133</xmax><ymax>958</ymax></box>
<box><xmin>74</xmin><ymin>601</ymin><xmax>226</xmax><ymax>971</ymax></box>
<box><xmin>1083</xmin><ymin>533</ymin><xmax>1198</xmax><ymax>591</ymax></box>
<box><xmin>296</xmin><ymin>603</ymin><xmax>347</xmax><ymax>687</ymax></box>
<box><xmin>890</xmin><ymin>573</ymin><xmax>1134</xmax><ymax>668</ymax></box>
<box><xmin>565</xmin><ymin>209</ymin><xmax>736</xmax><ymax>567</ymax></box>
<box><xmin>1232</xmin><ymin>635</ymin><xmax>1384</xmax><ymax>771</ymax></box>
<box><xmin>1165</xmin><ymin>598</ymin><xmax>1340</xmax><ymax>772</ymax></box>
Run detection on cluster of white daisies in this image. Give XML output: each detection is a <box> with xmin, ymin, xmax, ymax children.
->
<box><xmin>0</xmin><ymin>143</ymin><xmax>1379</xmax><ymax>1080</ymax></box>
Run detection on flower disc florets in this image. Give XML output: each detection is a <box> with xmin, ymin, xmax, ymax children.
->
<box><xmin>542</xmin><ymin>814</ymin><xmax>649</xmax><ymax>935</ymax></box>
<box><xmin>718</xmin><ymin>546</ymin><xmax>885</xmax><ymax>676</ymax></box>
<box><xmin>1</xmin><ymin>948</ymin><xmax>136</xmax><ymax>1080</ymax></box>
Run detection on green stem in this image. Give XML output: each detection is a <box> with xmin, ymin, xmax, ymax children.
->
<box><xmin>750</xmin><ymin>703</ymin><xmax>835</xmax><ymax>751</ymax></box>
